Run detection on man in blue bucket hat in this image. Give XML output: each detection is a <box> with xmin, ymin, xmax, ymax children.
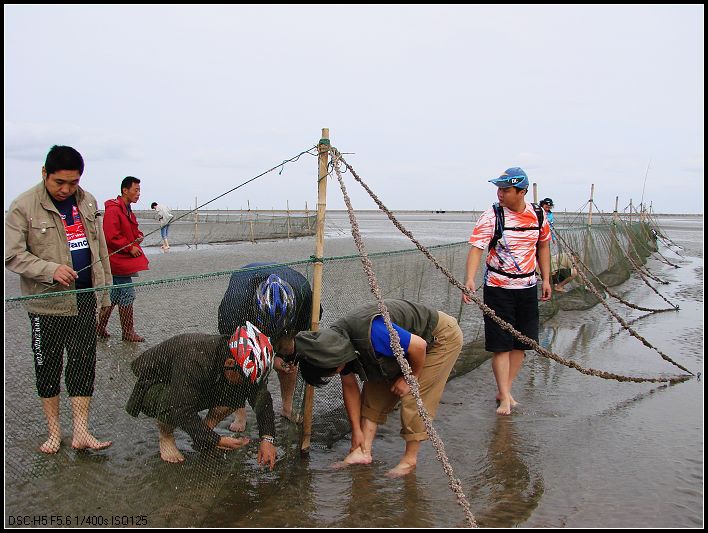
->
<box><xmin>464</xmin><ymin>167</ymin><xmax>551</xmax><ymax>415</ymax></box>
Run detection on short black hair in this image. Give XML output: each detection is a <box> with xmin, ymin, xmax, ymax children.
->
<box><xmin>150</xmin><ymin>202</ymin><xmax>158</xmax><ymax>209</ymax></box>
<box><xmin>121</xmin><ymin>176</ymin><xmax>140</xmax><ymax>193</ymax></box>
<box><xmin>45</xmin><ymin>145</ymin><xmax>84</xmax><ymax>176</ymax></box>
<box><xmin>298</xmin><ymin>357</ymin><xmax>339</xmax><ymax>387</ymax></box>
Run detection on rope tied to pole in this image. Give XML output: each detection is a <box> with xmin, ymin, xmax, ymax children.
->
<box><xmin>329</xmin><ymin>149</ymin><xmax>479</xmax><ymax>528</ymax></box>
<box><xmin>328</xmin><ymin>146</ymin><xmax>692</xmax><ymax>385</ymax></box>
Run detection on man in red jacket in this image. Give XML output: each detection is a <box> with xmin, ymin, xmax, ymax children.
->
<box><xmin>98</xmin><ymin>176</ymin><xmax>149</xmax><ymax>342</ymax></box>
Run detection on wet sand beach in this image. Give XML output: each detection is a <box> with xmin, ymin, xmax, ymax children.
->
<box><xmin>4</xmin><ymin>212</ymin><xmax>703</xmax><ymax>528</ymax></box>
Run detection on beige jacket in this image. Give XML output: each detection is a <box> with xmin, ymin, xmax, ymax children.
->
<box><xmin>5</xmin><ymin>181</ymin><xmax>112</xmax><ymax>315</ymax></box>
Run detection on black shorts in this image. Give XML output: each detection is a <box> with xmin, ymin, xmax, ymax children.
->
<box><xmin>29</xmin><ymin>292</ymin><xmax>98</xmax><ymax>398</ymax></box>
<box><xmin>483</xmin><ymin>285</ymin><xmax>539</xmax><ymax>353</ymax></box>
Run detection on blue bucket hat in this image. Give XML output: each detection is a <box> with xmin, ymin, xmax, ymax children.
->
<box><xmin>489</xmin><ymin>167</ymin><xmax>529</xmax><ymax>189</ymax></box>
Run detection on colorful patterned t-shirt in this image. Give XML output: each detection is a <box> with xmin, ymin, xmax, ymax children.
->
<box><xmin>469</xmin><ymin>203</ymin><xmax>551</xmax><ymax>289</ymax></box>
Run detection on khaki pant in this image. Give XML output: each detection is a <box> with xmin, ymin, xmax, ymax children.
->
<box><xmin>361</xmin><ymin>311</ymin><xmax>463</xmax><ymax>442</ymax></box>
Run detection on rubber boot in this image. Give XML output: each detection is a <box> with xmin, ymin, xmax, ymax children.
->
<box><xmin>119</xmin><ymin>305</ymin><xmax>145</xmax><ymax>342</ymax></box>
<box><xmin>96</xmin><ymin>305</ymin><xmax>114</xmax><ymax>338</ymax></box>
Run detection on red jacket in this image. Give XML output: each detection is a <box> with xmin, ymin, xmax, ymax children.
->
<box><xmin>103</xmin><ymin>197</ymin><xmax>149</xmax><ymax>276</ymax></box>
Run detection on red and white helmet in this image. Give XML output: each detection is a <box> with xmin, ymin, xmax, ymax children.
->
<box><xmin>227</xmin><ymin>321</ymin><xmax>274</xmax><ymax>385</ymax></box>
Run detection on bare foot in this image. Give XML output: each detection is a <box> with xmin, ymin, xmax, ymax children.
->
<box><xmin>40</xmin><ymin>435</ymin><xmax>62</xmax><ymax>454</ymax></box>
<box><xmin>72</xmin><ymin>434</ymin><xmax>112</xmax><ymax>451</ymax></box>
<box><xmin>554</xmin><ymin>285</ymin><xmax>566</xmax><ymax>293</ymax></box>
<box><xmin>386</xmin><ymin>461</ymin><xmax>416</xmax><ymax>478</ymax></box>
<box><xmin>496</xmin><ymin>399</ymin><xmax>512</xmax><ymax>416</ymax></box>
<box><xmin>332</xmin><ymin>446</ymin><xmax>372</xmax><ymax>469</ymax></box>
<box><xmin>496</xmin><ymin>394</ymin><xmax>519</xmax><ymax>408</ymax></box>
<box><xmin>229</xmin><ymin>408</ymin><xmax>247</xmax><ymax>432</ymax></box>
<box><xmin>159</xmin><ymin>437</ymin><xmax>185</xmax><ymax>463</ymax></box>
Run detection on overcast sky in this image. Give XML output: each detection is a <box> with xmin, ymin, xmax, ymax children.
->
<box><xmin>4</xmin><ymin>5</ymin><xmax>704</xmax><ymax>214</ymax></box>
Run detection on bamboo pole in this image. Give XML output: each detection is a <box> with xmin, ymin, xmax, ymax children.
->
<box><xmin>248</xmin><ymin>200</ymin><xmax>255</xmax><ymax>243</ymax></box>
<box><xmin>301</xmin><ymin>127</ymin><xmax>329</xmax><ymax>455</ymax></box>
<box><xmin>286</xmin><ymin>200</ymin><xmax>291</xmax><ymax>239</ymax></box>
<box><xmin>194</xmin><ymin>196</ymin><xmax>199</xmax><ymax>249</ymax></box>
<box><xmin>610</xmin><ymin>196</ymin><xmax>619</xmax><ymax>271</ymax></box>
<box><xmin>584</xmin><ymin>184</ymin><xmax>594</xmax><ymax>266</ymax></box>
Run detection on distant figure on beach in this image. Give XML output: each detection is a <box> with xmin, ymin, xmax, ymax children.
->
<box><xmin>540</xmin><ymin>198</ymin><xmax>555</xmax><ymax>241</ymax></box>
<box><xmin>218</xmin><ymin>263</ymin><xmax>316</xmax><ymax>431</ymax></box>
<box><xmin>97</xmin><ymin>176</ymin><xmax>149</xmax><ymax>342</ymax></box>
<box><xmin>125</xmin><ymin>323</ymin><xmax>277</xmax><ymax>466</ymax></box>
<box><xmin>295</xmin><ymin>298</ymin><xmax>463</xmax><ymax>477</ymax></box>
<box><xmin>5</xmin><ymin>145</ymin><xmax>113</xmax><ymax>454</ymax></box>
<box><xmin>150</xmin><ymin>201</ymin><xmax>173</xmax><ymax>251</ymax></box>
<box><xmin>463</xmin><ymin>167</ymin><xmax>551</xmax><ymax>416</ymax></box>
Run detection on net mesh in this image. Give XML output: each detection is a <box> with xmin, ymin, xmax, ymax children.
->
<box><xmin>135</xmin><ymin>210</ymin><xmax>317</xmax><ymax>248</ymax></box>
<box><xmin>4</xmin><ymin>220</ymin><xmax>659</xmax><ymax>525</ymax></box>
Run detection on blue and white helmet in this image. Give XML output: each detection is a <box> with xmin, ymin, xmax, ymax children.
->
<box><xmin>255</xmin><ymin>274</ymin><xmax>296</xmax><ymax>335</ymax></box>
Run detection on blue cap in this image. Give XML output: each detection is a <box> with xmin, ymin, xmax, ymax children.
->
<box><xmin>489</xmin><ymin>167</ymin><xmax>529</xmax><ymax>189</ymax></box>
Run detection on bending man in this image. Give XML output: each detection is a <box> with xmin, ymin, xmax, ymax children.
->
<box><xmin>295</xmin><ymin>298</ymin><xmax>462</xmax><ymax>477</ymax></box>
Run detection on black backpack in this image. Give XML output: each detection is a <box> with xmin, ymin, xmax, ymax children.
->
<box><xmin>488</xmin><ymin>202</ymin><xmax>545</xmax><ymax>252</ymax></box>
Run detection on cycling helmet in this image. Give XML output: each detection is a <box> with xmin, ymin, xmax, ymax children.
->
<box><xmin>489</xmin><ymin>167</ymin><xmax>529</xmax><ymax>189</ymax></box>
<box><xmin>255</xmin><ymin>274</ymin><xmax>296</xmax><ymax>334</ymax></box>
<box><xmin>227</xmin><ymin>321</ymin><xmax>274</xmax><ymax>385</ymax></box>
<box><xmin>540</xmin><ymin>198</ymin><xmax>554</xmax><ymax>207</ymax></box>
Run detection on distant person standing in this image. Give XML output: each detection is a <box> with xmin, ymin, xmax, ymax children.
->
<box><xmin>98</xmin><ymin>176</ymin><xmax>149</xmax><ymax>342</ymax></box>
<box><xmin>540</xmin><ymin>198</ymin><xmax>555</xmax><ymax>240</ymax></box>
<box><xmin>150</xmin><ymin>201</ymin><xmax>173</xmax><ymax>251</ymax></box>
<box><xmin>463</xmin><ymin>167</ymin><xmax>551</xmax><ymax>416</ymax></box>
<box><xmin>5</xmin><ymin>145</ymin><xmax>112</xmax><ymax>454</ymax></box>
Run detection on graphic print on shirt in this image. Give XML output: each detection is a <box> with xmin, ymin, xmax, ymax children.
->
<box><xmin>60</xmin><ymin>205</ymin><xmax>89</xmax><ymax>252</ymax></box>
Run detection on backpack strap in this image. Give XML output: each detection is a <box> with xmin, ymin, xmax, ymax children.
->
<box><xmin>488</xmin><ymin>202</ymin><xmax>505</xmax><ymax>251</ymax></box>
<box><xmin>488</xmin><ymin>202</ymin><xmax>544</xmax><ymax>251</ymax></box>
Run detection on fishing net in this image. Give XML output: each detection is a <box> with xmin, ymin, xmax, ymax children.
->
<box><xmin>4</xmin><ymin>220</ymin><xmax>659</xmax><ymax>525</ymax></box>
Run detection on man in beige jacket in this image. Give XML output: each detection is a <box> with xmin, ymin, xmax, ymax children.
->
<box><xmin>5</xmin><ymin>145</ymin><xmax>113</xmax><ymax>454</ymax></box>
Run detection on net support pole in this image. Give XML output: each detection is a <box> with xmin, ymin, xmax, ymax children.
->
<box><xmin>584</xmin><ymin>184</ymin><xmax>595</xmax><ymax>265</ymax></box>
<box><xmin>301</xmin><ymin>127</ymin><xmax>329</xmax><ymax>455</ymax></box>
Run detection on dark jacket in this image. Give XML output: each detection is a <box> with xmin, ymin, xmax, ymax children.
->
<box><xmin>126</xmin><ymin>333</ymin><xmax>275</xmax><ymax>450</ymax></box>
<box><xmin>295</xmin><ymin>299</ymin><xmax>439</xmax><ymax>383</ymax></box>
<box><xmin>218</xmin><ymin>262</ymin><xmax>315</xmax><ymax>336</ymax></box>
<box><xmin>103</xmin><ymin>197</ymin><xmax>149</xmax><ymax>276</ymax></box>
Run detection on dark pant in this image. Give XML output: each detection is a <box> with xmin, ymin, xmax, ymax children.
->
<box><xmin>29</xmin><ymin>292</ymin><xmax>98</xmax><ymax>398</ymax></box>
<box><xmin>483</xmin><ymin>285</ymin><xmax>539</xmax><ymax>352</ymax></box>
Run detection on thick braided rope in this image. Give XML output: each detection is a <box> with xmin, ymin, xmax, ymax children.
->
<box><xmin>329</xmin><ymin>151</ymin><xmax>478</xmax><ymax>528</ymax></box>
<box><xmin>595</xmin><ymin>210</ymin><xmax>670</xmax><ymax>285</ymax></box>
<box><xmin>330</xmin><ymin>147</ymin><xmax>691</xmax><ymax>385</ymax></box>
<box><xmin>558</xmin><ymin>238</ymin><xmax>693</xmax><ymax>375</ymax></box>
<box><xmin>551</xmin><ymin>227</ymin><xmax>678</xmax><ymax>314</ymax></box>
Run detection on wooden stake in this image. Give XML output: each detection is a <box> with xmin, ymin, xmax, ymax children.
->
<box><xmin>301</xmin><ymin>128</ymin><xmax>329</xmax><ymax>455</ymax></box>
